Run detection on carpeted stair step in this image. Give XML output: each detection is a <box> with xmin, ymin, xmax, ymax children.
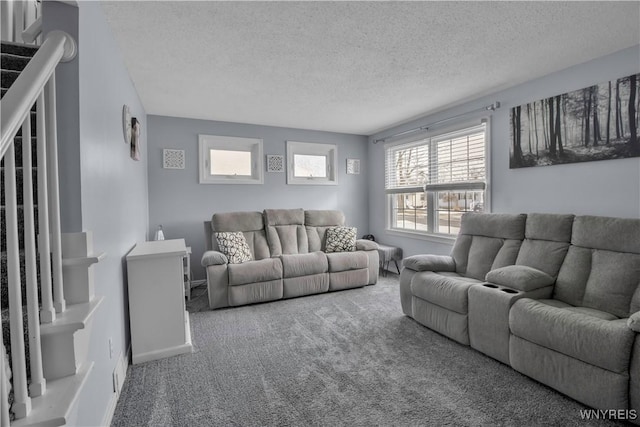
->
<box><xmin>0</xmin><ymin>42</ymin><xmax>39</xmax><ymax>58</ymax></box>
<box><xmin>1</xmin><ymin>69</ymin><xmax>20</xmax><ymax>90</ymax></box>
<box><xmin>1</xmin><ymin>52</ymin><xmax>31</xmax><ymax>71</ymax></box>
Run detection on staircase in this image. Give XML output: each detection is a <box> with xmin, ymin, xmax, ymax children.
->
<box><xmin>1</xmin><ymin>13</ymin><xmax>106</xmax><ymax>427</ymax></box>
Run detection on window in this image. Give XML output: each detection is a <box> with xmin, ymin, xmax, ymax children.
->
<box><xmin>199</xmin><ymin>135</ymin><xmax>263</xmax><ymax>184</ymax></box>
<box><xmin>286</xmin><ymin>141</ymin><xmax>337</xmax><ymax>185</ymax></box>
<box><xmin>385</xmin><ymin>121</ymin><xmax>488</xmax><ymax>237</ymax></box>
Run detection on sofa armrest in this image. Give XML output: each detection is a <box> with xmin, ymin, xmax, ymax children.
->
<box><xmin>485</xmin><ymin>265</ymin><xmax>555</xmax><ymax>292</ymax></box>
<box><xmin>402</xmin><ymin>255</ymin><xmax>456</xmax><ymax>272</ymax></box>
<box><xmin>201</xmin><ymin>250</ymin><xmax>228</xmax><ymax>267</ymax></box>
<box><xmin>628</xmin><ymin>312</ymin><xmax>640</xmax><ymax>333</ymax></box>
<box><xmin>355</xmin><ymin>239</ymin><xmax>378</xmax><ymax>251</ymax></box>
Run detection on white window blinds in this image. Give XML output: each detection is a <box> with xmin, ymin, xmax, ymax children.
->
<box><xmin>385</xmin><ymin>123</ymin><xmax>486</xmax><ymax>194</ymax></box>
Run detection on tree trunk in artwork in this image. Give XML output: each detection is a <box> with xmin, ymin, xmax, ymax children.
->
<box><xmin>541</xmin><ymin>100</ymin><xmax>549</xmax><ymax>149</ymax></box>
<box><xmin>526</xmin><ymin>104</ymin><xmax>532</xmax><ymax>153</ymax></box>
<box><xmin>606</xmin><ymin>81</ymin><xmax>612</xmax><ymax>144</ymax></box>
<box><xmin>616</xmin><ymin>79</ymin><xmax>623</xmax><ymax>139</ymax></box>
<box><xmin>511</xmin><ymin>107</ymin><xmax>523</xmax><ymax>166</ymax></box>
<box><xmin>592</xmin><ymin>87</ymin><xmax>600</xmax><ymax>146</ymax></box>
<box><xmin>629</xmin><ymin>74</ymin><xmax>638</xmax><ymax>153</ymax></box>
<box><xmin>548</xmin><ymin>97</ymin><xmax>557</xmax><ymax>156</ymax></box>
<box><xmin>584</xmin><ymin>88</ymin><xmax>591</xmax><ymax>146</ymax></box>
<box><xmin>533</xmin><ymin>101</ymin><xmax>540</xmax><ymax>157</ymax></box>
<box><xmin>555</xmin><ymin>95</ymin><xmax>564</xmax><ymax>155</ymax></box>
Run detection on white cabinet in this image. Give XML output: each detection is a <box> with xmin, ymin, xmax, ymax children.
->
<box><xmin>126</xmin><ymin>239</ymin><xmax>193</xmax><ymax>364</ymax></box>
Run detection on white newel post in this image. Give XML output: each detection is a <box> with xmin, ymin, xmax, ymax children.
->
<box><xmin>5</xmin><ymin>142</ymin><xmax>32</xmax><ymax>419</ymax></box>
<box><xmin>36</xmin><ymin>91</ymin><xmax>56</xmax><ymax>323</ymax></box>
<box><xmin>46</xmin><ymin>74</ymin><xmax>66</xmax><ymax>313</ymax></box>
<box><xmin>22</xmin><ymin>113</ymin><xmax>46</xmax><ymax>396</ymax></box>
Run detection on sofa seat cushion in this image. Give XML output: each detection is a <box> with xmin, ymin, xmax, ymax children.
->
<box><xmin>410</xmin><ymin>271</ymin><xmax>482</xmax><ymax>314</ymax></box>
<box><xmin>228</xmin><ymin>258</ymin><xmax>283</xmax><ymax>286</ymax></box>
<box><xmin>510</xmin><ymin>298</ymin><xmax>635</xmax><ymax>373</ymax></box>
<box><xmin>326</xmin><ymin>251</ymin><xmax>368</xmax><ymax>273</ymax></box>
<box><xmin>281</xmin><ymin>252</ymin><xmax>328</xmax><ymax>278</ymax></box>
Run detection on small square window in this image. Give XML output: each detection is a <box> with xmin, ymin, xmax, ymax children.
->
<box><xmin>286</xmin><ymin>141</ymin><xmax>337</xmax><ymax>185</ymax></box>
<box><xmin>199</xmin><ymin>135</ymin><xmax>263</xmax><ymax>184</ymax></box>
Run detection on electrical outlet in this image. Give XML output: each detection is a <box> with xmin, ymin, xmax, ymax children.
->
<box><xmin>109</xmin><ymin>338</ymin><xmax>113</xmax><ymax>359</ymax></box>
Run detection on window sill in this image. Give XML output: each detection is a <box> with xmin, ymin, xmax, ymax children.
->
<box><xmin>385</xmin><ymin>228</ymin><xmax>456</xmax><ymax>245</ymax></box>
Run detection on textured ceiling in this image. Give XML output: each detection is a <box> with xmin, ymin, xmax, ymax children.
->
<box><xmin>100</xmin><ymin>1</ymin><xmax>640</xmax><ymax>135</ymax></box>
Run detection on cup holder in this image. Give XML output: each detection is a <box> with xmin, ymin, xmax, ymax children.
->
<box><xmin>501</xmin><ymin>288</ymin><xmax>518</xmax><ymax>294</ymax></box>
<box><xmin>483</xmin><ymin>284</ymin><xmax>499</xmax><ymax>289</ymax></box>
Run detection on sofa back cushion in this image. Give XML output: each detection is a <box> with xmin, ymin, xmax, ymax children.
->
<box><xmin>451</xmin><ymin>213</ymin><xmax>526</xmax><ymax>281</ymax></box>
<box><xmin>515</xmin><ymin>213</ymin><xmax>574</xmax><ymax>278</ymax></box>
<box><xmin>264</xmin><ymin>209</ymin><xmax>309</xmax><ymax>256</ymax></box>
<box><xmin>211</xmin><ymin>211</ymin><xmax>271</xmax><ymax>260</ymax></box>
<box><xmin>305</xmin><ymin>210</ymin><xmax>346</xmax><ymax>252</ymax></box>
<box><xmin>554</xmin><ymin>215</ymin><xmax>640</xmax><ymax>318</ymax></box>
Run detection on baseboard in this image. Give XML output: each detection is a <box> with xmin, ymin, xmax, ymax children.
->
<box><xmin>101</xmin><ymin>345</ymin><xmax>131</xmax><ymax>427</ymax></box>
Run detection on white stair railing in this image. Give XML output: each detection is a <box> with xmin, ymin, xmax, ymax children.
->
<box><xmin>0</xmin><ymin>28</ymin><xmax>77</xmax><ymax>421</ymax></box>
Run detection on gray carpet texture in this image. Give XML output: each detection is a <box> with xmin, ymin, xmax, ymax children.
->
<box><xmin>112</xmin><ymin>275</ymin><xmax>626</xmax><ymax>426</ymax></box>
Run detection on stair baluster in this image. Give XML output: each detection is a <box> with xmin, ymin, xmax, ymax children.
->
<box><xmin>46</xmin><ymin>74</ymin><xmax>65</xmax><ymax>314</ymax></box>
<box><xmin>22</xmin><ymin>111</ymin><xmax>46</xmax><ymax>397</ymax></box>
<box><xmin>5</xmin><ymin>142</ymin><xmax>32</xmax><ymax>419</ymax></box>
<box><xmin>0</xmin><ymin>171</ymin><xmax>8</xmax><ymax>426</ymax></box>
<box><xmin>36</xmin><ymin>91</ymin><xmax>55</xmax><ymax>324</ymax></box>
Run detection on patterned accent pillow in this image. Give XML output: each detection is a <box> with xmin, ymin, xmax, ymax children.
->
<box><xmin>215</xmin><ymin>232</ymin><xmax>253</xmax><ymax>264</ymax></box>
<box><xmin>325</xmin><ymin>226</ymin><xmax>357</xmax><ymax>253</ymax></box>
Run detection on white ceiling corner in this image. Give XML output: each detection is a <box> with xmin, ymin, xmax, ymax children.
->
<box><xmin>100</xmin><ymin>1</ymin><xmax>640</xmax><ymax>136</ymax></box>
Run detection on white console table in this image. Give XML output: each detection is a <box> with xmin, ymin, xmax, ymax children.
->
<box><xmin>127</xmin><ymin>239</ymin><xmax>193</xmax><ymax>364</ymax></box>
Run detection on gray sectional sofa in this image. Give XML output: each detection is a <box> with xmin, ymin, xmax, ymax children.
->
<box><xmin>401</xmin><ymin>212</ymin><xmax>640</xmax><ymax>420</ymax></box>
<box><xmin>202</xmin><ymin>209</ymin><xmax>379</xmax><ymax>309</ymax></box>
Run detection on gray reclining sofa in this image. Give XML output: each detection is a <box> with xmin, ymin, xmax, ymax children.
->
<box><xmin>401</xmin><ymin>212</ymin><xmax>640</xmax><ymax>421</ymax></box>
<box><xmin>202</xmin><ymin>209</ymin><xmax>379</xmax><ymax>309</ymax></box>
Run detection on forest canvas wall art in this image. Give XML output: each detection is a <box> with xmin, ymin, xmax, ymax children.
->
<box><xmin>510</xmin><ymin>73</ymin><xmax>639</xmax><ymax>168</ymax></box>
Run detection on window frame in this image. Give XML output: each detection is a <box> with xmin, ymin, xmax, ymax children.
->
<box><xmin>198</xmin><ymin>134</ymin><xmax>263</xmax><ymax>185</ymax></box>
<box><xmin>384</xmin><ymin>118</ymin><xmax>491</xmax><ymax>240</ymax></box>
<box><xmin>286</xmin><ymin>140</ymin><xmax>338</xmax><ymax>186</ymax></box>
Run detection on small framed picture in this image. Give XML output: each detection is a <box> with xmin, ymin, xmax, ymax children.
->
<box><xmin>266</xmin><ymin>155</ymin><xmax>285</xmax><ymax>173</ymax></box>
<box><xmin>346</xmin><ymin>158</ymin><xmax>360</xmax><ymax>175</ymax></box>
<box><xmin>163</xmin><ymin>149</ymin><xmax>185</xmax><ymax>169</ymax></box>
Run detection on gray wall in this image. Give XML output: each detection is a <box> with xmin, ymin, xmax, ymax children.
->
<box><xmin>147</xmin><ymin>115</ymin><xmax>369</xmax><ymax>279</ymax></box>
<box><xmin>42</xmin><ymin>2</ymin><xmax>82</xmax><ymax>231</ymax></box>
<box><xmin>369</xmin><ymin>45</ymin><xmax>640</xmax><ymax>258</ymax></box>
<box><xmin>46</xmin><ymin>2</ymin><xmax>149</xmax><ymax>426</ymax></box>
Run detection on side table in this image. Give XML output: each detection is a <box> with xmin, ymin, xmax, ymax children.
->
<box><xmin>377</xmin><ymin>243</ymin><xmax>403</xmax><ymax>276</ymax></box>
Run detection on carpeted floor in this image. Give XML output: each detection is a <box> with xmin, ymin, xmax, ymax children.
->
<box><xmin>112</xmin><ymin>275</ymin><xmax>626</xmax><ymax>426</ymax></box>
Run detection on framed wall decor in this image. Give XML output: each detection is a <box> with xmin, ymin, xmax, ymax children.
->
<box><xmin>510</xmin><ymin>73</ymin><xmax>639</xmax><ymax>168</ymax></box>
<box><xmin>163</xmin><ymin>149</ymin><xmax>185</xmax><ymax>169</ymax></box>
<box><xmin>266</xmin><ymin>155</ymin><xmax>284</xmax><ymax>173</ymax></box>
<box><xmin>346</xmin><ymin>158</ymin><xmax>360</xmax><ymax>175</ymax></box>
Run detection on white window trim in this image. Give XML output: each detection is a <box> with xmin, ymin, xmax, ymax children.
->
<box><xmin>384</xmin><ymin>117</ymin><xmax>491</xmax><ymax>237</ymax></box>
<box><xmin>198</xmin><ymin>134</ymin><xmax>263</xmax><ymax>185</ymax></box>
<box><xmin>286</xmin><ymin>140</ymin><xmax>338</xmax><ymax>186</ymax></box>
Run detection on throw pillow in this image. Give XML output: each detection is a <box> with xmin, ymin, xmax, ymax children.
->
<box><xmin>215</xmin><ymin>232</ymin><xmax>252</xmax><ymax>264</ymax></box>
<box><xmin>325</xmin><ymin>226</ymin><xmax>357</xmax><ymax>253</ymax></box>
